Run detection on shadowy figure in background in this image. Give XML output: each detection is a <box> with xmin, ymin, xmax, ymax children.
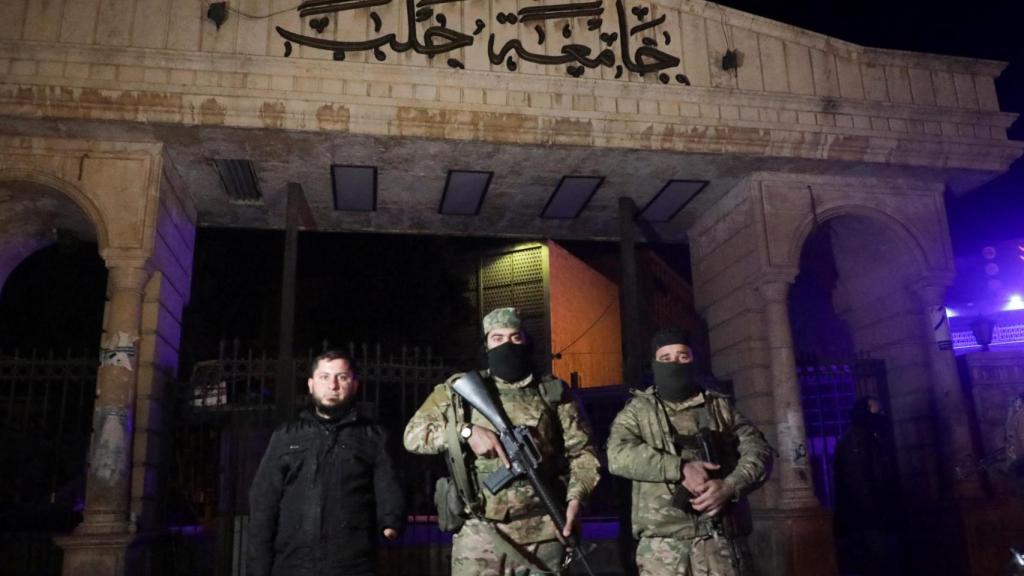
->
<box><xmin>833</xmin><ymin>397</ymin><xmax>903</xmax><ymax>576</ymax></box>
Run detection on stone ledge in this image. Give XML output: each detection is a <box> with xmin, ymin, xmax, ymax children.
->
<box><xmin>3</xmin><ymin>83</ymin><xmax>1018</xmax><ymax>172</ymax></box>
<box><xmin>0</xmin><ymin>40</ymin><xmax>1015</xmax><ymax>126</ymax></box>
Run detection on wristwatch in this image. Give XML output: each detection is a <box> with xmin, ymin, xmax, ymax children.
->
<box><xmin>459</xmin><ymin>423</ymin><xmax>474</xmax><ymax>441</ymax></box>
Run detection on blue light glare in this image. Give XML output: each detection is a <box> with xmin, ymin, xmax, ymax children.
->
<box><xmin>1005</xmin><ymin>294</ymin><xmax>1024</xmax><ymax>311</ymax></box>
<box><xmin>945</xmin><ymin>307</ymin><xmax>958</xmax><ymax>318</ymax></box>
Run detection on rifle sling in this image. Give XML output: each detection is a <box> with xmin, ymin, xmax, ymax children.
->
<box><xmin>445</xmin><ymin>384</ymin><xmax>482</xmax><ymax>515</ymax></box>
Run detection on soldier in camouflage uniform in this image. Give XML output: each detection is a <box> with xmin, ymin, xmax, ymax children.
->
<box><xmin>404</xmin><ymin>307</ymin><xmax>601</xmax><ymax>576</ymax></box>
<box><xmin>607</xmin><ymin>329</ymin><xmax>772</xmax><ymax>576</ymax></box>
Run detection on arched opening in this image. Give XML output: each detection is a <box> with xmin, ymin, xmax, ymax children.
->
<box><xmin>789</xmin><ymin>211</ymin><xmax>934</xmax><ymax>574</ymax></box>
<box><xmin>0</xmin><ymin>180</ymin><xmax>106</xmax><ymax>546</ymax></box>
<box><xmin>789</xmin><ymin>212</ymin><xmax>932</xmax><ymax>499</ymax></box>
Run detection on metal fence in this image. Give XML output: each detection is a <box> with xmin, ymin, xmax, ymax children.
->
<box><xmin>0</xmin><ymin>348</ymin><xmax>95</xmax><ymax>512</ymax></box>
<box><xmin>0</xmin><ymin>348</ymin><xmax>96</xmax><ymax>576</ymax></box>
<box><xmin>170</xmin><ymin>340</ymin><xmax>635</xmax><ymax>575</ymax></box>
<box><xmin>0</xmin><ymin>342</ymin><xmax>633</xmax><ymax>575</ymax></box>
<box><xmin>797</xmin><ymin>356</ymin><xmax>889</xmax><ymax>507</ymax></box>
<box><xmin>170</xmin><ymin>340</ymin><xmax>456</xmax><ymax>575</ymax></box>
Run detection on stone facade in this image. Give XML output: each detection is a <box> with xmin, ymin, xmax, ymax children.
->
<box><xmin>0</xmin><ymin>0</ymin><xmax>1017</xmax><ymax>168</ymax></box>
<box><xmin>0</xmin><ymin>0</ymin><xmax>1020</xmax><ymax>244</ymax></box>
<box><xmin>0</xmin><ymin>135</ymin><xmax>196</xmax><ymax>575</ymax></box>
<box><xmin>964</xmin><ymin>350</ymin><xmax>1024</xmax><ymax>496</ymax></box>
<box><xmin>959</xmin><ymin>351</ymin><xmax>1024</xmax><ymax>576</ymax></box>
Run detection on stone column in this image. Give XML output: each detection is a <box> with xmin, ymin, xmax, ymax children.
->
<box><xmin>757</xmin><ymin>280</ymin><xmax>819</xmax><ymax>509</ymax></box>
<box><xmin>57</xmin><ymin>262</ymin><xmax>150</xmax><ymax>576</ymax></box>
<box><xmin>915</xmin><ymin>282</ymin><xmax>982</xmax><ymax>499</ymax></box>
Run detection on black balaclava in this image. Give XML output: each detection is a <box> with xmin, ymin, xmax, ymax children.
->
<box><xmin>487</xmin><ymin>341</ymin><xmax>533</xmax><ymax>382</ymax></box>
<box><xmin>650</xmin><ymin>328</ymin><xmax>701</xmax><ymax>402</ymax></box>
<box><xmin>653</xmin><ymin>361</ymin><xmax>700</xmax><ymax>402</ymax></box>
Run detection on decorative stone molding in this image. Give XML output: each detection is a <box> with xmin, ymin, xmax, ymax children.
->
<box><xmin>1</xmin><ymin>0</ymin><xmax>1021</xmax><ymax>172</ymax></box>
<box><xmin>0</xmin><ymin>136</ymin><xmax>165</xmax><ymax>255</ymax></box>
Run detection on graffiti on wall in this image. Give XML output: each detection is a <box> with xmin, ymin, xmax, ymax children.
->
<box><xmin>100</xmin><ymin>330</ymin><xmax>138</xmax><ymax>372</ymax></box>
<box><xmin>91</xmin><ymin>406</ymin><xmax>130</xmax><ymax>484</ymax></box>
<box><xmin>276</xmin><ymin>0</ymin><xmax>692</xmax><ymax>84</ymax></box>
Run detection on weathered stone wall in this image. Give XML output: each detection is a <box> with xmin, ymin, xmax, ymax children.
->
<box><xmin>688</xmin><ymin>171</ymin><xmax>965</xmax><ymax>576</ymax></box>
<box><xmin>964</xmin><ymin>350</ymin><xmax>1024</xmax><ymax>496</ymax></box>
<box><xmin>829</xmin><ymin>215</ymin><xmax>944</xmax><ymax>503</ymax></box>
<box><xmin>691</xmin><ymin>173</ymin><xmax>964</xmax><ymax>500</ymax></box>
<box><xmin>688</xmin><ymin>177</ymin><xmax>776</xmax><ymax>503</ymax></box>
<box><xmin>132</xmin><ymin>163</ymin><xmax>196</xmax><ymax>531</ymax></box>
<box><xmin>0</xmin><ymin>0</ymin><xmax>1019</xmax><ymax>171</ymax></box>
<box><xmin>0</xmin><ymin>181</ymin><xmax>91</xmax><ymax>290</ymax></box>
<box><xmin>0</xmin><ymin>136</ymin><xmax>196</xmax><ymax>574</ymax></box>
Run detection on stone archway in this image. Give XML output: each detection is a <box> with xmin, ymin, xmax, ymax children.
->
<box><xmin>0</xmin><ymin>136</ymin><xmax>197</xmax><ymax>576</ymax></box>
<box><xmin>0</xmin><ymin>177</ymin><xmax>105</xmax><ymax>292</ymax></box>
<box><xmin>688</xmin><ymin>171</ymin><xmax>973</xmax><ymax>576</ymax></box>
<box><xmin>815</xmin><ymin>214</ymin><xmax>937</xmax><ymax>498</ymax></box>
<box><xmin>0</xmin><ymin>178</ymin><xmax>108</xmax><ymax>558</ymax></box>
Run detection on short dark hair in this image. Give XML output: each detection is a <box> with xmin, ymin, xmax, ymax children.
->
<box><xmin>310</xmin><ymin>350</ymin><xmax>357</xmax><ymax>377</ymax></box>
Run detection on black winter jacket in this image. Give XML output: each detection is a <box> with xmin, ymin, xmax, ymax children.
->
<box><xmin>247</xmin><ymin>408</ymin><xmax>406</xmax><ymax>576</ymax></box>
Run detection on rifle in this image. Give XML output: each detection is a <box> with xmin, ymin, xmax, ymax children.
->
<box><xmin>451</xmin><ymin>371</ymin><xmax>595</xmax><ymax>575</ymax></box>
<box><xmin>670</xmin><ymin>428</ymin><xmax>739</xmax><ymax>515</ymax></box>
<box><xmin>668</xmin><ymin>426</ymin><xmax>744</xmax><ymax>570</ymax></box>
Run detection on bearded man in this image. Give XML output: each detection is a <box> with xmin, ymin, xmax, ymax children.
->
<box><xmin>247</xmin><ymin>350</ymin><xmax>405</xmax><ymax>576</ymax></box>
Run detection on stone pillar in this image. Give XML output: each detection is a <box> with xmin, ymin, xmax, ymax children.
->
<box><xmin>757</xmin><ymin>280</ymin><xmax>820</xmax><ymax>509</ymax></box>
<box><xmin>750</xmin><ymin>279</ymin><xmax>837</xmax><ymax>576</ymax></box>
<box><xmin>915</xmin><ymin>282</ymin><xmax>983</xmax><ymax>500</ymax></box>
<box><xmin>57</xmin><ymin>262</ymin><xmax>150</xmax><ymax>576</ymax></box>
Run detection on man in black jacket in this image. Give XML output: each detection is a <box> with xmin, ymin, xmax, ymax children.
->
<box><xmin>833</xmin><ymin>396</ymin><xmax>902</xmax><ymax>576</ymax></box>
<box><xmin>247</xmin><ymin>350</ymin><xmax>405</xmax><ymax>576</ymax></box>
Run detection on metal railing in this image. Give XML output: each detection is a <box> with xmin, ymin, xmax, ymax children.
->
<box><xmin>0</xmin><ymin>348</ymin><xmax>96</xmax><ymax>576</ymax></box>
<box><xmin>170</xmin><ymin>340</ymin><xmax>634</xmax><ymax>575</ymax></box>
<box><xmin>0</xmin><ymin>348</ymin><xmax>96</xmax><ymax>510</ymax></box>
<box><xmin>170</xmin><ymin>340</ymin><xmax>455</xmax><ymax>574</ymax></box>
<box><xmin>797</xmin><ymin>356</ymin><xmax>889</xmax><ymax>507</ymax></box>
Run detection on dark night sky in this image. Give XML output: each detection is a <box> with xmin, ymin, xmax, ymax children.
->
<box><xmin>1</xmin><ymin>0</ymin><xmax>1021</xmax><ymax>359</ymax></box>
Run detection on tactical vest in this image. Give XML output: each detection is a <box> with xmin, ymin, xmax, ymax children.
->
<box><xmin>657</xmin><ymin>392</ymin><xmax>753</xmax><ymax>538</ymax></box>
<box><xmin>436</xmin><ymin>372</ymin><xmax>566</xmax><ymax>529</ymax></box>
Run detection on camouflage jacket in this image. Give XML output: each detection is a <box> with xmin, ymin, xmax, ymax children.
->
<box><xmin>607</xmin><ymin>387</ymin><xmax>772</xmax><ymax>539</ymax></box>
<box><xmin>403</xmin><ymin>370</ymin><xmax>601</xmax><ymax>543</ymax></box>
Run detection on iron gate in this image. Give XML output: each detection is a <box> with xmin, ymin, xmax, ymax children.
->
<box><xmin>171</xmin><ymin>340</ymin><xmax>456</xmax><ymax>576</ymax></box>
<box><xmin>797</xmin><ymin>356</ymin><xmax>889</xmax><ymax>507</ymax></box>
<box><xmin>0</xmin><ymin>348</ymin><xmax>97</xmax><ymax>576</ymax></box>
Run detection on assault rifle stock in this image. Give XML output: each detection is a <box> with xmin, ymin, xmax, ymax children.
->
<box><xmin>452</xmin><ymin>371</ymin><xmax>594</xmax><ymax>575</ymax></box>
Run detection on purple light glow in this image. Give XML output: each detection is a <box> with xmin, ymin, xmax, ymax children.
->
<box><xmin>1004</xmin><ymin>294</ymin><xmax>1024</xmax><ymax>311</ymax></box>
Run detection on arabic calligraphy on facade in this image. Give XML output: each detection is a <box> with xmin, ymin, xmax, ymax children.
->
<box><xmin>276</xmin><ymin>0</ymin><xmax>692</xmax><ymax>84</ymax></box>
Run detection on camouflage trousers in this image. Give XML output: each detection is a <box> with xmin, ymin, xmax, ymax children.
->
<box><xmin>452</xmin><ymin>519</ymin><xmax>565</xmax><ymax>576</ymax></box>
<box><xmin>636</xmin><ymin>535</ymin><xmax>754</xmax><ymax>576</ymax></box>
